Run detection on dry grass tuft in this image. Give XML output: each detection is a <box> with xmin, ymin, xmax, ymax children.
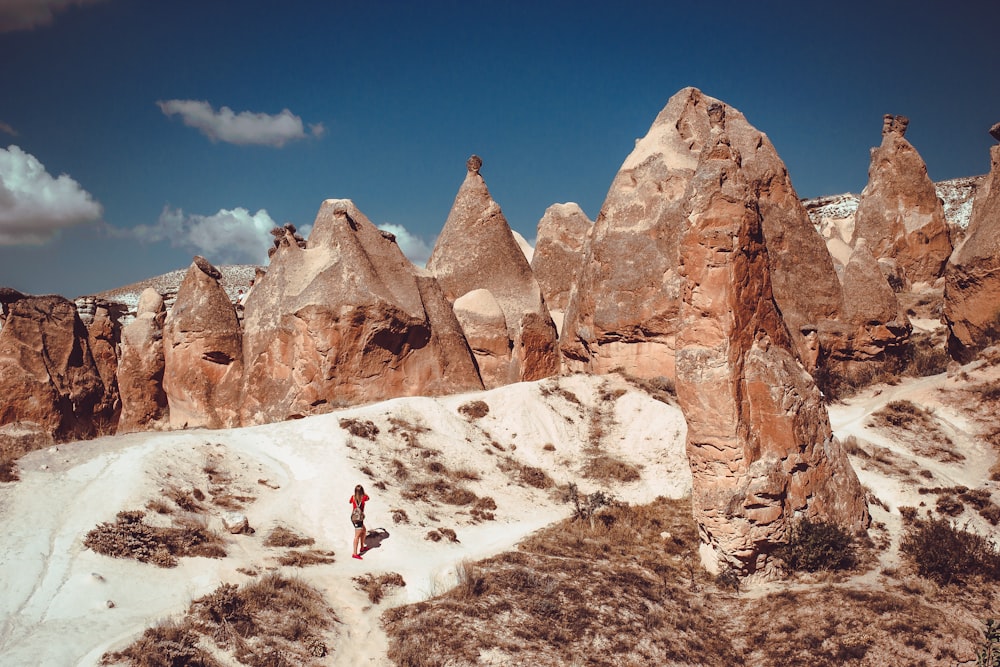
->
<box><xmin>84</xmin><ymin>510</ymin><xmax>226</xmax><ymax>568</ymax></box>
<box><xmin>868</xmin><ymin>400</ymin><xmax>963</xmax><ymax>463</ymax></box>
<box><xmin>353</xmin><ymin>572</ymin><xmax>406</xmax><ymax>604</ymax></box>
<box><xmin>497</xmin><ymin>457</ymin><xmax>553</xmax><ymax>489</ymax></box>
<box><xmin>277</xmin><ymin>549</ymin><xmax>336</xmax><ymax>567</ymax></box>
<box><xmin>0</xmin><ymin>424</ymin><xmax>55</xmax><ymax>483</ymax></box>
<box><xmin>339</xmin><ymin>418</ymin><xmax>380</xmax><ymax>440</ymax></box>
<box><xmin>458</xmin><ymin>400</ymin><xmax>489</xmax><ymax>420</ymax></box>
<box><xmin>582</xmin><ymin>454</ymin><xmax>641</xmax><ymax>483</ymax></box>
<box><xmin>263</xmin><ymin>525</ymin><xmax>314</xmax><ymax>548</ymax></box>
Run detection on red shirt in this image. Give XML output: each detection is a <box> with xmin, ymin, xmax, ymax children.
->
<box><xmin>350</xmin><ymin>494</ymin><xmax>369</xmax><ymax>510</ymax></box>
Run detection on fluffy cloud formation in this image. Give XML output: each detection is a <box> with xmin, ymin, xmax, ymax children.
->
<box><xmin>0</xmin><ymin>0</ymin><xmax>105</xmax><ymax>33</ymax></box>
<box><xmin>0</xmin><ymin>145</ymin><xmax>103</xmax><ymax>244</ymax></box>
<box><xmin>377</xmin><ymin>223</ymin><xmax>434</xmax><ymax>267</ymax></box>
<box><xmin>157</xmin><ymin>100</ymin><xmax>325</xmax><ymax>148</ymax></box>
<box><xmin>130</xmin><ymin>206</ymin><xmax>276</xmax><ymax>264</ymax></box>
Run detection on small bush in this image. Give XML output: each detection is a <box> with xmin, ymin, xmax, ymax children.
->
<box><xmin>339</xmin><ymin>418</ymin><xmax>379</xmax><ymax>440</ymax></box>
<box><xmin>277</xmin><ymin>549</ymin><xmax>336</xmax><ymax>567</ymax></box>
<box><xmin>582</xmin><ymin>455</ymin><xmax>641</xmax><ymax>483</ymax></box>
<box><xmin>900</xmin><ymin>516</ymin><xmax>1000</xmax><ymax>584</ymax></box>
<box><xmin>977</xmin><ymin>619</ymin><xmax>1000</xmax><ymax>667</ymax></box>
<box><xmin>391</xmin><ymin>508</ymin><xmax>410</xmax><ymax>524</ymax></box>
<box><xmin>458</xmin><ymin>400</ymin><xmax>489</xmax><ymax>419</ymax></box>
<box><xmin>498</xmin><ymin>458</ymin><xmax>553</xmax><ymax>489</ymax></box>
<box><xmin>100</xmin><ymin>619</ymin><xmax>220</xmax><ymax>667</ymax></box>
<box><xmin>776</xmin><ymin>518</ymin><xmax>857</xmax><ymax>573</ymax></box>
<box><xmin>871</xmin><ymin>400</ymin><xmax>926</xmax><ymax>428</ymax></box>
<box><xmin>263</xmin><ymin>526</ymin><xmax>314</xmax><ymax>548</ymax></box>
<box><xmin>353</xmin><ymin>572</ymin><xmax>406</xmax><ymax>604</ymax></box>
<box><xmin>85</xmin><ymin>510</ymin><xmax>226</xmax><ymax>567</ymax></box>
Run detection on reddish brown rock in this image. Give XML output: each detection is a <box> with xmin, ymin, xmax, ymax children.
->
<box><xmin>427</xmin><ymin>157</ymin><xmax>559</xmax><ymax>384</ymax></box>
<box><xmin>945</xmin><ymin>144</ymin><xmax>1000</xmax><ymax>361</ymax></box>
<box><xmin>117</xmin><ymin>288</ymin><xmax>168</xmax><ymax>432</ymax></box>
<box><xmin>0</xmin><ymin>293</ymin><xmax>112</xmax><ymax>440</ymax></box>
<box><xmin>87</xmin><ymin>301</ymin><xmax>121</xmax><ymax>424</ymax></box>
<box><xmin>241</xmin><ymin>199</ymin><xmax>483</xmax><ymax>424</ymax></box>
<box><xmin>163</xmin><ymin>258</ymin><xmax>243</xmax><ymax>429</ymax></box>
<box><xmin>675</xmin><ymin>136</ymin><xmax>869</xmax><ymax>577</ymax></box>
<box><xmin>851</xmin><ymin>116</ymin><xmax>953</xmax><ymax>285</ymax></box>
<box><xmin>530</xmin><ymin>202</ymin><xmax>592</xmax><ymax>321</ymax></box>
<box><xmin>560</xmin><ymin>87</ymin><xmax>841</xmax><ymax>378</ymax></box>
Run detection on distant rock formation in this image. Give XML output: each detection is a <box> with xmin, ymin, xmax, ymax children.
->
<box><xmin>675</xmin><ymin>135</ymin><xmax>870</xmax><ymax>577</ymax></box>
<box><xmin>530</xmin><ymin>202</ymin><xmax>592</xmax><ymax>329</ymax></box>
<box><xmin>851</xmin><ymin>115</ymin><xmax>952</xmax><ymax>286</ymax></box>
<box><xmin>86</xmin><ymin>300</ymin><xmax>121</xmax><ymax>424</ymax></box>
<box><xmin>427</xmin><ymin>156</ymin><xmax>559</xmax><ymax>387</ymax></box>
<box><xmin>241</xmin><ymin>199</ymin><xmax>482</xmax><ymax>424</ymax></box>
<box><xmin>945</xmin><ymin>139</ymin><xmax>1000</xmax><ymax>361</ymax></box>
<box><xmin>163</xmin><ymin>258</ymin><xmax>243</xmax><ymax>429</ymax></box>
<box><xmin>0</xmin><ymin>293</ymin><xmax>112</xmax><ymax>440</ymax></box>
<box><xmin>560</xmin><ymin>87</ymin><xmax>841</xmax><ymax>378</ymax></box>
<box><xmin>117</xmin><ymin>288</ymin><xmax>168</xmax><ymax>432</ymax></box>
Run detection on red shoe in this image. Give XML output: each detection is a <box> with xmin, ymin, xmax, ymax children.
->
<box><xmin>360</xmin><ymin>546</ymin><xmax>368</xmax><ymax>554</ymax></box>
<box><xmin>352</xmin><ymin>554</ymin><xmax>363</xmax><ymax>560</ymax></box>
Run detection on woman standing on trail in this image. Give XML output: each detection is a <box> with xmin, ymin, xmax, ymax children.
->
<box><xmin>350</xmin><ymin>484</ymin><xmax>369</xmax><ymax>560</ymax></box>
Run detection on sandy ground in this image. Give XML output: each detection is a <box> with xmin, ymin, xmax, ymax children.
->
<box><xmin>0</xmin><ymin>373</ymin><xmax>689</xmax><ymax>666</ymax></box>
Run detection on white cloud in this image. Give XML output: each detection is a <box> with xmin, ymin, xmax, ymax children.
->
<box><xmin>0</xmin><ymin>0</ymin><xmax>105</xmax><ymax>33</ymax></box>
<box><xmin>0</xmin><ymin>145</ymin><xmax>103</xmax><ymax>244</ymax></box>
<box><xmin>377</xmin><ymin>223</ymin><xmax>434</xmax><ymax>267</ymax></box>
<box><xmin>157</xmin><ymin>100</ymin><xmax>324</xmax><ymax>148</ymax></box>
<box><xmin>0</xmin><ymin>121</ymin><xmax>17</xmax><ymax>137</ymax></box>
<box><xmin>130</xmin><ymin>206</ymin><xmax>276</xmax><ymax>264</ymax></box>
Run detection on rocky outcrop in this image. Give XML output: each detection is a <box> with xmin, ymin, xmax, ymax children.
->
<box><xmin>851</xmin><ymin>115</ymin><xmax>952</xmax><ymax>286</ymax></box>
<box><xmin>945</xmin><ymin>141</ymin><xmax>1000</xmax><ymax>361</ymax></box>
<box><xmin>0</xmin><ymin>293</ymin><xmax>112</xmax><ymax>440</ymax></box>
<box><xmin>427</xmin><ymin>156</ymin><xmax>559</xmax><ymax>386</ymax></box>
<box><xmin>241</xmin><ymin>200</ymin><xmax>483</xmax><ymax>424</ymax></box>
<box><xmin>163</xmin><ymin>258</ymin><xmax>243</xmax><ymax>429</ymax></box>
<box><xmin>561</xmin><ymin>87</ymin><xmax>841</xmax><ymax>378</ymax></box>
<box><xmin>452</xmin><ymin>288</ymin><xmax>510</xmax><ymax>388</ymax></box>
<box><xmin>117</xmin><ymin>288</ymin><xmax>168</xmax><ymax>432</ymax></box>
<box><xmin>675</xmin><ymin>135</ymin><xmax>870</xmax><ymax>577</ymax></box>
<box><xmin>86</xmin><ymin>301</ymin><xmax>121</xmax><ymax>425</ymax></box>
<box><xmin>530</xmin><ymin>203</ymin><xmax>592</xmax><ymax>325</ymax></box>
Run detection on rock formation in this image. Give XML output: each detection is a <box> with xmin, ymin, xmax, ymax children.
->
<box><xmin>86</xmin><ymin>300</ymin><xmax>121</xmax><ymax>424</ymax></box>
<box><xmin>241</xmin><ymin>199</ymin><xmax>482</xmax><ymax>424</ymax></box>
<box><xmin>427</xmin><ymin>156</ymin><xmax>560</xmax><ymax>387</ymax></box>
<box><xmin>0</xmin><ymin>292</ymin><xmax>112</xmax><ymax>439</ymax></box>
<box><xmin>675</xmin><ymin>135</ymin><xmax>870</xmax><ymax>577</ymax></box>
<box><xmin>851</xmin><ymin>114</ymin><xmax>952</xmax><ymax>286</ymax></box>
<box><xmin>117</xmin><ymin>288</ymin><xmax>168</xmax><ymax>432</ymax></box>
<box><xmin>945</xmin><ymin>136</ymin><xmax>1000</xmax><ymax>361</ymax></box>
<box><xmin>561</xmin><ymin>87</ymin><xmax>841</xmax><ymax>378</ymax></box>
<box><xmin>162</xmin><ymin>258</ymin><xmax>243</xmax><ymax>429</ymax></box>
<box><xmin>530</xmin><ymin>202</ymin><xmax>592</xmax><ymax>330</ymax></box>
<box><xmin>452</xmin><ymin>288</ymin><xmax>510</xmax><ymax>388</ymax></box>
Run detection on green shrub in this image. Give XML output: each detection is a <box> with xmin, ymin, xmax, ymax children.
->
<box><xmin>776</xmin><ymin>518</ymin><xmax>857</xmax><ymax>572</ymax></box>
<box><xmin>978</xmin><ymin>619</ymin><xmax>1000</xmax><ymax>667</ymax></box>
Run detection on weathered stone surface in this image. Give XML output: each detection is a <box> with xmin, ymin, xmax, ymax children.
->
<box><xmin>945</xmin><ymin>145</ymin><xmax>1000</xmax><ymax>361</ymax></box>
<box><xmin>427</xmin><ymin>157</ymin><xmax>559</xmax><ymax>384</ymax></box>
<box><xmin>530</xmin><ymin>202</ymin><xmax>592</xmax><ymax>318</ymax></box>
<box><xmin>163</xmin><ymin>258</ymin><xmax>243</xmax><ymax>429</ymax></box>
<box><xmin>990</xmin><ymin>122</ymin><xmax>1000</xmax><ymax>143</ymax></box>
<box><xmin>852</xmin><ymin>117</ymin><xmax>953</xmax><ymax>285</ymax></box>
<box><xmin>87</xmin><ymin>302</ymin><xmax>121</xmax><ymax>424</ymax></box>
<box><xmin>241</xmin><ymin>199</ymin><xmax>482</xmax><ymax>424</ymax></box>
<box><xmin>882</xmin><ymin>113</ymin><xmax>909</xmax><ymax>137</ymax></box>
<box><xmin>453</xmin><ymin>288</ymin><xmax>511</xmax><ymax>388</ymax></box>
<box><xmin>560</xmin><ymin>87</ymin><xmax>841</xmax><ymax>378</ymax></box>
<box><xmin>0</xmin><ymin>294</ymin><xmax>112</xmax><ymax>440</ymax></box>
<box><xmin>675</xmin><ymin>135</ymin><xmax>869</xmax><ymax>577</ymax></box>
<box><xmin>117</xmin><ymin>288</ymin><xmax>168</xmax><ymax>433</ymax></box>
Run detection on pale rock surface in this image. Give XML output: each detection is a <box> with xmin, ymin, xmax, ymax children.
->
<box><xmin>0</xmin><ymin>293</ymin><xmax>111</xmax><ymax>440</ymax></box>
<box><xmin>163</xmin><ymin>258</ymin><xmax>243</xmax><ymax>429</ymax></box>
<box><xmin>427</xmin><ymin>156</ymin><xmax>559</xmax><ymax>384</ymax></box>
<box><xmin>116</xmin><ymin>288</ymin><xmax>168</xmax><ymax>433</ymax></box>
<box><xmin>560</xmin><ymin>87</ymin><xmax>840</xmax><ymax>378</ymax></box>
<box><xmin>851</xmin><ymin>114</ymin><xmax>952</xmax><ymax>285</ymax></box>
<box><xmin>945</xmin><ymin>144</ymin><xmax>1000</xmax><ymax>361</ymax></box>
<box><xmin>241</xmin><ymin>200</ymin><xmax>482</xmax><ymax>424</ymax></box>
<box><xmin>530</xmin><ymin>202</ymin><xmax>592</xmax><ymax>313</ymax></box>
<box><xmin>675</xmin><ymin>135</ymin><xmax>870</xmax><ymax>577</ymax></box>
<box><xmin>453</xmin><ymin>288</ymin><xmax>511</xmax><ymax>388</ymax></box>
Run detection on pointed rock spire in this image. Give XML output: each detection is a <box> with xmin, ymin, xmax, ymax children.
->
<box><xmin>117</xmin><ymin>288</ymin><xmax>168</xmax><ymax>433</ymax></box>
<box><xmin>530</xmin><ymin>202</ymin><xmax>592</xmax><ymax>328</ymax></box>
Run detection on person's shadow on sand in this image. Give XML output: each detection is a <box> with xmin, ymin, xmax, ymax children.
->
<box><xmin>363</xmin><ymin>528</ymin><xmax>390</xmax><ymax>552</ymax></box>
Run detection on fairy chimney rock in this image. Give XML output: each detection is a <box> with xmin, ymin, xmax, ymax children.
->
<box><xmin>117</xmin><ymin>288</ymin><xmax>168</xmax><ymax>433</ymax></box>
<box><xmin>427</xmin><ymin>157</ymin><xmax>559</xmax><ymax>384</ymax></box>
<box><xmin>530</xmin><ymin>202</ymin><xmax>592</xmax><ymax>318</ymax></box>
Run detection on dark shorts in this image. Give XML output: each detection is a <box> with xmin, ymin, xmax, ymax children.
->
<box><xmin>352</xmin><ymin>520</ymin><xmax>364</xmax><ymax>529</ymax></box>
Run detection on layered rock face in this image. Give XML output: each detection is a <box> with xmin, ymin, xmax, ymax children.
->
<box><xmin>87</xmin><ymin>301</ymin><xmax>121</xmax><ymax>423</ymax></box>
<box><xmin>427</xmin><ymin>156</ymin><xmax>559</xmax><ymax>387</ymax></box>
<box><xmin>163</xmin><ymin>258</ymin><xmax>243</xmax><ymax>429</ymax></box>
<box><xmin>530</xmin><ymin>202</ymin><xmax>592</xmax><ymax>330</ymax></box>
<box><xmin>561</xmin><ymin>87</ymin><xmax>841</xmax><ymax>378</ymax></box>
<box><xmin>851</xmin><ymin>115</ymin><xmax>952</xmax><ymax>286</ymax></box>
<box><xmin>117</xmin><ymin>288</ymin><xmax>168</xmax><ymax>432</ymax></box>
<box><xmin>675</xmin><ymin>135</ymin><xmax>869</xmax><ymax>577</ymax></box>
<box><xmin>241</xmin><ymin>200</ymin><xmax>482</xmax><ymax>424</ymax></box>
<box><xmin>0</xmin><ymin>293</ymin><xmax>112</xmax><ymax>439</ymax></box>
<box><xmin>945</xmin><ymin>142</ymin><xmax>1000</xmax><ymax>361</ymax></box>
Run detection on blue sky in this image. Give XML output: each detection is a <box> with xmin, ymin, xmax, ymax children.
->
<box><xmin>1</xmin><ymin>0</ymin><xmax>997</xmax><ymax>297</ymax></box>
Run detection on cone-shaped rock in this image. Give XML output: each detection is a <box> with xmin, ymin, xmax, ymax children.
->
<box><xmin>561</xmin><ymin>87</ymin><xmax>841</xmax><ymax>378</ymax></box>
<box><xmin>453</xmin><ymin>288</ymin><xmax>510</xmax><ymax>388</ymax></box>
<box><xmin>117</xmin><ymin>288</ymin><xmax>168</xmax><ymax>432</ymax></box>
<box><xmin>530</xmin><ymin>202</ymin><xmax>592</xmax><ymax>321</ymax></box>
<box><xmin>675</xmin><ymin>135</ymin><xmax>869</xmax><ymax>577</ymax></box>
<box><xmin>851</xmin><ymin>115</ymin><xmax>952</xmax><ymax>285</ymax></box>
<box><xmin>0</xmin><ymin>293</ymin><xmax>111</xmax><ymax>440</ymax></box>
<box><xmin>163</xmin><ymin>257</ymin><xmax>243</xmax><ymax>429</ymax></box>
<box><xmin>945</xmin><ymin>143</ymin><xmax>1000</xmax><ymax>361</ymax></box>
<box><xmin>241</xmin><ymin>200</ymin><xmax>483</xmax><ymax>424</ymax></box>
<box><xmin>427</xmin><ymin>156</ymin><xmax>559</xmax><ymax>385</ymax></box>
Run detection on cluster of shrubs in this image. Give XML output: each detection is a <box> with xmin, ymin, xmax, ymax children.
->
<box><xmin>900</xmin><ymin>515</ymin><xmax>1000</xmax><ymax>585</ymax></box>
<box><xmin>84</xmin><ymin>510</ymin><xmax>226</xmax><ymax>568</ymax></box>
<box><xmin>775</xmin><ymin>518</ymin><xmax>858</xmax><ymax>573</ymax></box>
